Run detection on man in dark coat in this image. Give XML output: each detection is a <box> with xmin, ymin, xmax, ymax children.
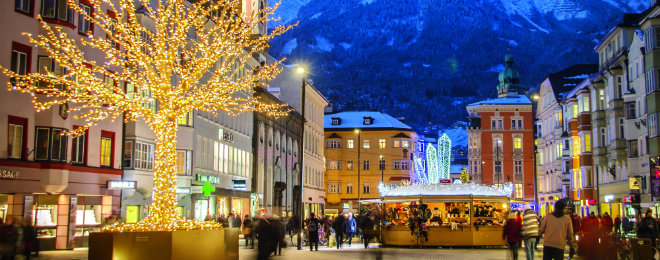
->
<box><xmin>270</xmin><ymin>217</ymin><xmax>285</xmax><ymax>256</ymax></box>
<box><xmin>307</xmin><ymin>213</ymin><xmax>320</xmax><ymax>251</ymax></box>
<box><xmin>255</xmin><ymin>217</ymin><xmax>273</xmax><ymax>260</ymax></box>
<box><xmin>359</xmin><ymin>213</ymin><xmax>375</xmax><ymax>249</ymax></box>
<box><xmin>638</xmin><ymin>208</ymin><xmax>659</xmax><ymax>255</ymax></box>
<box><xmin>333</xmin><ymin>214</ymin><xmax>346</xmax><ymax>249</ymax></box>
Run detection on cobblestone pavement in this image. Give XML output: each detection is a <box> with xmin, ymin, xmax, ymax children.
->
<box><xmin>25</xmin><ymin>240</ymin><xmax>574</xmax><ymax>260</ymax></box>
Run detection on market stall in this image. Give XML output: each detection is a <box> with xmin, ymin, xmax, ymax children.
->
<box><xmin>377</xmin><ymin>182</ymin><xmax>512</xmax><ymax>247</ymax></box>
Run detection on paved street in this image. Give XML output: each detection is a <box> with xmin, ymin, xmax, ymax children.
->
<box><xmin>24</xmin><ymin>240</ymin><xmax>567</xmax><ymax>260</ymax></box>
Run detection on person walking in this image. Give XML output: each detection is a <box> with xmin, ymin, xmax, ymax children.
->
<box><xmin>307</xmin><ymin>213</ymin><xmax>320</xmax><ymax>251</ymax></box>
<box><xmin>637</xmin><ymin>208</ymin><xmax>658</xmax><ymax>258</ymax></box>
<box><xmin>522</xmin><ymin>206</ymin><xmax>540</xmax><ymax>260</ymax></box>
<box><xmin>568</xmin><ymin>211</ymin><xmax>580</xmax><ymax>260</ymax></box>
<box><xmin>255</xmin><ymin>217</ymin><xmax>273</xmax><ymax>260</ymax></box>
<box><xmin>360</xmin><ymin>213</ymin><xmax>375</xmax><ymax>249</ymax></box>
<box><xmin>0</xmin><ymin>217</ymin><xmax>19</xmax><ymax>260</ymax></box>
<box><xmin>345</xmin><ymin>213</ymin><xmax>357</xmax><ymax>247</ymax></box>
<box><xmin>270</xmin><ymin>217</ymin><xmax>285</xmax><ymax>256</ymax></box>
<box><xmin>503</xmin><ymin>210</ymin><xmax>523</xmax><ymax>260</ymax></box>
<box><xmin>581</xmin><ymin>212</ymin><xmax>600</xmax><ymax>260</ymax></box>
<box><xmin>333</xmin><ymin>214</ymin><xmax>346</xmax><ymax>249</ymax></box>
<box><xmin>540</xmin><ymin>200</ymin><xmax>574</xmax><ymax>260</ymax></box>
<box><xmin>21</xmin><ymin>218</ymin><xmax>36</xmax><ymax>260</ymax></box>
<box><xmin>242</xmin><ymin>215</ymin><xmax>253</xmax><ymax>248</ymax></box>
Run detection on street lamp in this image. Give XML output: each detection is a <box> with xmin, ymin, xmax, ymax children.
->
<box><xmin>355</xmin><ymin>129</ymin><xmax>361</xmax><ymax>206</ymax></box>
<box><xmin>379</xmin><ymin>154</ymin><xmax>385</xmax><ymax>183</ymax></box>
<box><xmin>296</xmin><ymin>65</ymin><xmax>306</xmax><ymax>250</ymax></box>
<box><xmin>496</xmin><ymin>139</ymin><xmax>502</xmax><ymax>187</ymax></box>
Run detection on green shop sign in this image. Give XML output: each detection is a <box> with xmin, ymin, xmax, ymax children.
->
<box><xmin>195</xmin><ymin>174</ymin><xmax>220</xmax><ymax>184</ymax></box>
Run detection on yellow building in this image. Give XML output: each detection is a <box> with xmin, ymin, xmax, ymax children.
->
<box><xmin>324</xmin><ymin>111</ymin><xmax>418</xmax><ymax>213</ymax></box>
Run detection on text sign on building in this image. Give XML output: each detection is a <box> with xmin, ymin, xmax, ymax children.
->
<box><xmin>195</xmin><ymin>174</ymin><xmax>220</xmax><ymax>184</ymax></box>
<box><xmin>629</xmin><ymin>177</ymin><xmax>641</xmax><ymax>190</ymax></box>
<box><xmin>107</xmin><ymin>180</ymin><xmax>137</xmax><ymax>189</ymax></box>
<box><xmin>0</xmin><ymin>169</ymin><xmax>19</xmax><ymax>179</ymax></box>
<box><xmin>176</xmin><ymin>187</ymin><xmax>191</xmax><ymax>194</ymax></box>
<box><xmin>439</xmin><ymin>179</ymin><xmax>451</xmax><ymax>184</ymax></box>
<box><xmin>232</xmin><ymin>179</ymin><xmax>247</xmax><ymax>189</ymax></box>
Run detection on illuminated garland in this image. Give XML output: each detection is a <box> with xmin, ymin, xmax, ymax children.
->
<box><xmin>426</xmin><ymin>144</ymin><xmax>439</xmax><ymax>184</ymax></box>
<box><xmin>437</xmin><ymin>133</ymin><xmax>451</xmax><ymax>180</ymax></box>
<box><xmin>1</xmin><ymin>0</ymin><xmax>293</xmax><ymax>232</ymax></box>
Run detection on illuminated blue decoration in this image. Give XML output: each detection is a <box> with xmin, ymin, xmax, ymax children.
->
<box><xmin>437</xmin><ymin>133</ymin><xmax>452</xmax><ymax>180</ymax></box>
<box><xmin>426</xmin><ymin>144</ymin><xmax>439</xmax><ymax>184</ymax></box>
<box><xmin>413</xmin><ymin>154</ymin><xmax>427</xmax><ymax>183</ymax></box>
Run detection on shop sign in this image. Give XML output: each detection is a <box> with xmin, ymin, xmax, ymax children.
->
<box><xmin>0</xmin><ymin>169</ymin><xmax>19</xmax><ymax>179</ymax></box>
<box><xmin>439</xmin><ymin>179</ymin><xmax>451</xmax><ymax>184</ymax></box>
<box><xmin>232</xmin><ymin>179</ymin><xmax>247</xmax><ymax>189</ymax></box>
<box><xmin>219</xmin><ymin>128</ymin><xmax>234</xmax><ymax>143</ymax></box>
<box><xmin>195</xmin><ymin>174</ymin><xmax>220</xmax><ymax>184</ymax></box>
<box><xmin>176</xmin><ymin>187</ymin><xmax>191</xmax><ymax>194</ymax></box>
<box><xmin>23</xmin><ymin>195</ymin><xmax>33</xmax><ymax>221</ymax></box>
<box><xmin>107</xmin><ymin>180</ymin><xmax>137</xmax><ymax>189</ymax></box>
<box><xmin>604</xmin><ymin>195</ymin><xmax>614</xmax><ymax>203</ymax></box>
<box><xmin>191</xmin><ymin>186</ymin><xmax>203</xmax><ymax>194</ymax></box>
<box><xmin>629</xmin><ymin>177</ymin><xmax>641</xmax><ymax>190</ymax></box>
<box><xmin>343</xmin><ymin>203</ymin><xmax>350</xmax><ymax>209</ymax></box>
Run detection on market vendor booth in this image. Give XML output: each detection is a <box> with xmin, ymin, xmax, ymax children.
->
<box><xmin>376</xmin><ymin>182</ymin><xmax>512</xmax><ymax>247</ymax></box>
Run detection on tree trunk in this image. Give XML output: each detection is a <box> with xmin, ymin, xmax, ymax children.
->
<box><xmin>147</xmin><ymin>119</ymin><xmax>179</xmax><ymax>227</ymax></box>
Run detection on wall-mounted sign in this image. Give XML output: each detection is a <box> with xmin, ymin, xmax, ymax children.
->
<box><xmin>218</xmin><ymin>128</ymin><xmax>234</xmax><ymax>143</ymax></box>
<box><xmin>232</xmin><ymin>179</ymin><xmax>247</xmax><ymax>189</ymax></box>
<box><xmin>191</xmin><ymin>186</ymin><xmax>203</xmax><ymax>194</ymax></box>
<box><xmin>176</xmin><ymin>187</ymin><xmax>191</xmax><ymax>194</ymax></box>
<box><xmin>195</xmin><ymin>174</ymin><xmax>220</xmax><ymax>184</ymax></box>
<box><xmin>439</xmin><ymin>179</ymin><xmax>451</xmax><ymax>184</ymax></box>
<box><xmin>0</xmin><ymin>169</ymin><xmax>19</xmax><ymax>179</ymax></box>
<box><xmin>107</xmin><ymin>180</ymin><xmax>137</xmax><ymax>189</ymax></box>
<box><xmin>630</xmin><ymin>177</ymin><xmax>641</xmax><ymax>190</ymax></box>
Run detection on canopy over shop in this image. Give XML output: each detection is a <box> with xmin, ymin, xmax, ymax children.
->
<box><xmin>372</xmin><ymin>182</ymin><xmax>514</xmax><ymax>247</ymax></box>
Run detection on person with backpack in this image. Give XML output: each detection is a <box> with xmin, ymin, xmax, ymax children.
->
<box><xmin>307</xmin><ymin>213</ymin><xmax>320</xmax><ymax>251</ymax></box>
<box><xmin>345</xmin><ymin>212</ymin><xmax>357</xmax><ymax>246</ymax></box>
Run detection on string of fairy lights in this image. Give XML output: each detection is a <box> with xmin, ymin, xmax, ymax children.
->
<box><xmin>1</xmin><ymin>0</ymin><xmax>294</xmax><ymax>232</ymax></box>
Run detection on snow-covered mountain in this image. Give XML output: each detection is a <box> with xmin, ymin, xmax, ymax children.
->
<box><xmin>269</xmin><ymin>0</ymin><xmax>648</xmax><ymax>129</ymax></box>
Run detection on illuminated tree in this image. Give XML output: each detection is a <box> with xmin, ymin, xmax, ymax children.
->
<box><xmin>460</xmin><ymin>167</ymin><xmax>469</xmax><ymax>183</ymax></box>
<box><xmin>426</xmin><ymin>144</ymin><xmax>439</xmax><ymax>184</ymax></box>
<box><xmin>1</xmin><ymin>0</ymin><xmax>293</xmax><ymax>231</ymax></box>
<box><xmin>437</xmin><ymin>133</ymin><xmax>451</xmax><ymax>180</ymax></box>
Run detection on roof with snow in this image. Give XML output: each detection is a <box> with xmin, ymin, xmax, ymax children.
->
<box><xmin>546</xmin><ymin>64</ymin><xmax>598</xmax><ymax>102</ymax></box>
<box><xmin>467</xmin><ymin>94</ymin><xmax>532</xmax><ymax>106</ymax></box>
<box><xmin>324</xmin><ymin>111</ymin><xmax>414</xmax><ymax>131</ymax></box>
<box><xmin>379</xmin><ymin>182</ymin><xmax>513</xmax><ymax>198</ymax></box>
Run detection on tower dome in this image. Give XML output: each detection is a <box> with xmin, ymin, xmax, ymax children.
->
<box><xmin>497</xmin><ymin>54</ymin><xmax>523</xmax><ymax>98</ymax></box>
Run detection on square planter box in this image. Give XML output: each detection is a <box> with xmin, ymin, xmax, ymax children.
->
<box><xmin>89</xmin><ymin>228</ymin><xmax>239</xmax><ymax>260</ymax></box>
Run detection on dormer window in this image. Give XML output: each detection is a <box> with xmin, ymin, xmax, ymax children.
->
<box><xmin>363</xmin><ymin>116</ymin><xmax>374</xmax><ymax>125</ymax></box>
<box><xmin>331</xmin><ymin>117</ymin><xmax>341</xmax><ymax>125</ymax></box>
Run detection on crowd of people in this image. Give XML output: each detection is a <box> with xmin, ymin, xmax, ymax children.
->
<box><xmin>0</xmin><ymin>217</ymin><xmax>37</xmax><ymax>260</ymax></box>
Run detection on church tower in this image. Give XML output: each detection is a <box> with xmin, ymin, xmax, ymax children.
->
<box><xmin>497</xmin><ymin>54</ymin><xmax>523</xmax><ymax>98</ymax></box>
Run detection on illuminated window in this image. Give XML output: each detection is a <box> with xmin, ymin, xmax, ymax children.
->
<box><xmin>346</xmin><ymin>160</ymin><xmax>353</xmax><ymax>170</ymax></box>
<box><xmin>513</xmin><ymin>137</ymin><xmax>522</xmax><ymax>150</ymax></box>
<box><xmin>584</xmin><ymin>134</ymin><xmax>591</xmax><ymax>152</ymax></box>
<box><xmin>176</xmin><ymin>150</ymin><xmax>192</xmax><ymax>175</ymax></box>
<box><xmin>573</xmin><ymin>137</ymin><xmax>580</xmax><ymax>157</ymax></box>
<box><xmin>363</xmin><ymin>139</ymin><xmax>370</xmax><ymax>149</ymax></box>
<box><xmin>379</xmin><ymin>139</ymin><xmax>386</xmax><ymax>149</ymax></box>
<box><xmin>100</xmin><ymin>136</ymin><xmax>112</xmax><ymax>167</ymax></box>
<box><xmin>347</xmin><ymin>139</ymin><xmax>354</xmax><ymax>149</ymax></box>
<box><xmin>515</xmin><ymin>183</ymin><xmax>523</xmax><ymax>198</ymax></box>
<box><xmin>178</xmin><ymin>112</ymin><xmax>193</xmax><ymax>126</ymax></box>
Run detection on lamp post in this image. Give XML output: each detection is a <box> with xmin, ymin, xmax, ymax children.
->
<box><xmin>496</xmin><ymin>139</ymin><xmax>502</xmax><ymax>187</ymax></box>
<box><xmin>379</xmin><ymin>154</ymin><xmax>385</xmax><ymax>183</ymax></box>
<box><xmin>296</xmin><ymin>66</ymin><xmax>306</xmax><ymax>250</ymax></box>
<box><xmin>532</xmin><ymin>93</ymin><xmax>540</xmax><ymax>211</ymax></box>
<box><xmin>355</xmin><ymin>129</ymin><xmax>361</xmax><ymax>207</ymax></box>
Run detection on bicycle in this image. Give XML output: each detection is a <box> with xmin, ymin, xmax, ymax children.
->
<box><xmin>612</xmin><ymin>233</ymin><xmax>632</xmax><ymax>260</ymax></box>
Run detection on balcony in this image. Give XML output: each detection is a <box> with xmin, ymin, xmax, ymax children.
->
<box><xmin>608</xmin><ymin>99</ymin><xmax>625</xmax><ymax>112</ymax></box>
<box><xmin>591</xmin><ymin>110</ymin><xmax>606</xmax><ymax>122</ymax></box>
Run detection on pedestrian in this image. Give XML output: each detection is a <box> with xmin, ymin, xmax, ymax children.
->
<box><xmin>307</xmin><ymin>213</ymin><xmax>320</xmax><ymax>251</ymax></box>
<box><xmin>568</xmin><ymin>210</ymin><xmax>580</xmax><ymax>260</ymax></box>
<box><xmin>0</xmin><ymin>217</ymin><xmax>19</xmax><ymax>260</ymax></box>
<box><xmin>614</xmin><ymin>215</ymin><xmax>621</xmax><ymax>235</ymax></box>
<box><xmin>21</xmin><ymin>218</ymin><xmax>35</xmax><ymax>260</ymax></box>
<box><xmin>333</xmin><ymin>213</ymin><xmax>346</xmax><ymax>249</ymax></box>
<box><xmin>234</xmin><ymin>213</ymin><xmax>243</xmax><ymax>230</ymax></box>
<box><xmin>360</xmin><ymin>213</ymin><xmax>375</xmax><ymax>249</ymax></box>
<box><xmin>637</xmin><ymin>208</ymin><xmax>658</xmax><ymax>258</ymax></box>
<box><xmin>228</xmin><ymin>213</ymin><xmax>236</xmax><ymax>228</ymax></box>
<box><xmin>255</xmin><ymin>217</ymin><xmax>273</xmax><ymax>260</ymax></box>
<box><xmin>581</xmin><ymin>212</ymin><xmax>600</xmax><ymax>260</ymax></box>
<box><xmin>345</xmin><ymin>212</ymin><xmax>357</xmax><ymax>246</ymax></box>
<box><xmin>323</xmin><ymin>215</ymin><xmax>332</xmax><ymax>247</ymax></box>
<box><xmin>243</xmin><ymin>215</ymin><xmax>253</xmax><ymax>248</ymax></box>
<box><xmin>271</xmin><ymin>217</ymin><xmax>285</xmax><ymax>256</ymax></box>
<box><xmin>503</xmin><ymin>210</ymin><xmax>523</xmax><ymax>260</ymax></box>
<box><xmin>540</xmin><ymin>200</ymin><xmax>574</xmax><ymax>260</ymax></box>
<box><xmin>600</xmin><ymin>212</ymin><xmax>614</xmax><ymax>233</ymax></box>
<box><xmin>522</xmin><ymin>206</ymin><xmax>539</xmax><ymax>260</ymax></box>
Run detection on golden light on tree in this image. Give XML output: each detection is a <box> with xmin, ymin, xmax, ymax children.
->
<box><xmin>1</xmin><ymin>0</ymin><xmax>294</xmax><ymax>231</ymax></box>
<box><xmin>460</xmin><ymin>167</ymin><xmax>469</xmax><ymax>183</ymax></box>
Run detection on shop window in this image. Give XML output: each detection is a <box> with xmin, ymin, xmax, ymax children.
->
<box><xmin>34</xmin><ymin>127</ymin><xmax>67</xmax><ymax>162</ymax></box>
<box><xmin>71</xmin><ymin>127</ymin><xmax>87</xmax><ymax>165</ymax></box>
<box><xmin>176</xmin><ymin>150</ymin><xmax>192</xmax><ymax>175</ymax></box>
<box><xmin>8</xmin><ymin>116</ymin><xmax>27</xmax><ymax>159</ymax></box>
<box><xmin>100</xmin><ymin>131</ymin><xmax>114</xmax><ymax>167</ymax></box>
<box><xmin>379</xmin><ymin>139</ymin><xmax>386</xmax><ymax>149</ymax></box>
<box><xmin>40</xmin><ymin>0</ymin><xmax>74</xmax><ymax>24</ymax></box>
<box><xmin>76</xmin><ymin>204</ymin><xmax>101</xmax><ymax>238</ymax></box>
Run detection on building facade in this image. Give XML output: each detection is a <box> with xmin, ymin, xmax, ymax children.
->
<box><xmin>324</xmin><ymin>111</ymin><xmax>418</xmax><ymax>213</ymax></box>
<box><xmin>467</xmin><ymin>55</ymin><xmax>534</xmax><ymax>202</ymax></box>
<box><xmin>0</xmin><ymin>0</ymin><xmax>123</xmax><ymax>250</ymax></box>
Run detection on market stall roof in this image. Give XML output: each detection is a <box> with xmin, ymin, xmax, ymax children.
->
<box><xmin>379</xmin><ymin>183</ymin><xmax>513</xmax><ymax>198</ymax></box>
